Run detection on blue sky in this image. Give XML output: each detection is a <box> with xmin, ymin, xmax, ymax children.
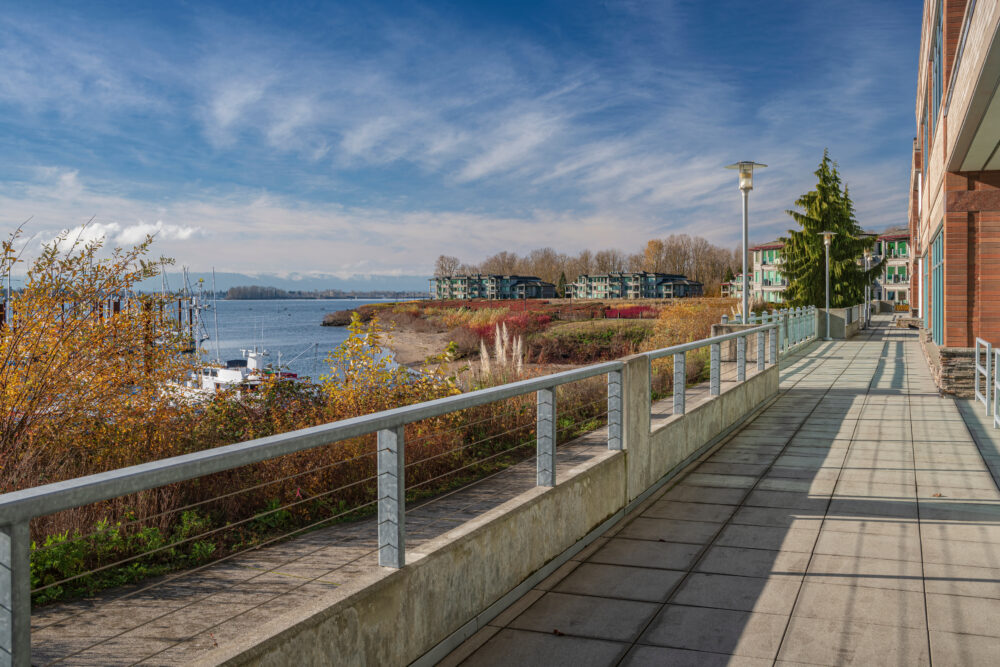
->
<box><xmin>1</xmin><ymin>0</ymin><xmax>919</xmax><ymax>282</ymax></box>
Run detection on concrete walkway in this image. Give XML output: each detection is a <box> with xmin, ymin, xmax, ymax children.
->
<box><xmin>443</xmin><ymin>317</ymin><xmax>1000</xmax><ymax>666</ymax></box>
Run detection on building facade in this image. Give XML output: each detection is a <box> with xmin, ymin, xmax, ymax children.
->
<box><xmin>872</xmin><ymin>228</ymin><xmax>911</xmax><ymax>306</ymax></box>
<box><xmin>910</xmin><ymin>0</ymin><xmax>1000</xmax><ymax>351</ymax></box>
<box><xmin>750</xmin><ymin>242</ymin><xmax>787</xmax><ymax>304</ymax></box>
<box><xmin>429</xmin><ymin>275</ymin><xmax>557</xmax><ymax>300</ymax></box>
<box><xmin>570</xmin><ymin>272</ymin><xmax>703</xmax><ymax>299</ymax></box>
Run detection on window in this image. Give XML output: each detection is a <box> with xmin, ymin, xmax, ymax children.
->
<box><xmin>922</xmin><ymin>115</ymin><xmax>928</xmax><ymax>176</ymax></box>
<box><xmin>931</xmin><ymin>230</ymin><xmax>944</xmax><ymax>345</ymax></box>
<box><xmin>922</xmin><ymin>257</ymin><xmax>929</xmax><ymax>327</ymax></box>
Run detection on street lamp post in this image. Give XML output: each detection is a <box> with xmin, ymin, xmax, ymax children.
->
<box><xmin>726</xmin><ymin>161</ymin><xmax>767</xmax><ymax>323</ymax></box>
<box><xmin>820</xmin><ymin>231</ymin><xmax>836</xmax><ymax>340</ymax></box>
<box><xmin>863</xmin><ymin>248</ymin><xmax>872</xmax><ymax>328</ymax></box>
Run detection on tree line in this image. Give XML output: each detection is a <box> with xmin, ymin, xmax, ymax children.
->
<box><xmin>434</xmin><ymin>235</ymin><xmax>742</xmax><ymax>296</ymax></box>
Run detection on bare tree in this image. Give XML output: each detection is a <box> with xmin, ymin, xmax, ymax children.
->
<box><xmin>593</xmin><ymin>249</ymin><xmax>628</xmax><ymax>273</ymax></box>
<box><xmin>480</xmin><ymin>251</ymin><xmax>520</xmax><ymax>275</ymax></box>
<box><xmin>434</xmin><ymin>255</ymin><xmax>461</xmax><ymax>277</ymax></box>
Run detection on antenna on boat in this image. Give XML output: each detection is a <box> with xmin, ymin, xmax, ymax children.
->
<box><xmin>212</xmin><ymin>268</ymin><xmax>222</xmax><ymax>363</ymax></box>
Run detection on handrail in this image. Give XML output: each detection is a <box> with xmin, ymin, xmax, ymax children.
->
<box><xmin>975</xmin><ymin>338</ymin><xmax>992</xmax><ymax>416</ymax></box>
<box><xmin>645</xmin><ymin>321</ymin><xmax>778</xmax><ymax>360</ymax></box>
<box><xmin>0</xmin><ymin>360</ymin><xmax>622</xmax><ymax>524</ymax></box>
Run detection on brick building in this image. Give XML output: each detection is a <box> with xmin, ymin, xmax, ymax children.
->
<box><xmin>910</xmin><ymin>0</ymin><xmax>1000</xmax><ymax>394</ymax></box>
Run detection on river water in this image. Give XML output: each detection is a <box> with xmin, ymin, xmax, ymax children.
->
<box><xmin>205</xmin><ymin>299</ymin><xmax>403</xmax><ymax>381</ymax></box>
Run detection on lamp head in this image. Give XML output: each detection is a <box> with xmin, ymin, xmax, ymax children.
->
<box><xmin>819</xmin><ymin>231</ymin><xmax>836</xmax><ymax>246</ymax></box>
<box><xmin>725</xmin><ymin>161</ymin><xmax>768</xmax><ymax>191</ymax></box>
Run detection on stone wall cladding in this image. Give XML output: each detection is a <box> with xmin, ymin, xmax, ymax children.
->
<box><xmin>919</xmin><ymin>327</ymin><xmax>975</xmax><ymax>397</ymax></box>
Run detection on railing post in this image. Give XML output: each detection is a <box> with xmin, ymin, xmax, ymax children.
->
<box><xmin>607</xmin><ymin>370</ymin><xmax>622</xmax><ymax>451</ymax></box>
<box><xmin>537</xmin><ymin>388</ymin><xmax>556</xmax><ymax>486</ymax></box>
<box><xmin>987</xmin><ymin>342</ymin><xmax>993</xmax><ymax>417</ymax></box>
<box><xmin>778</xmin><ymin>310</ymin><xmax>785</xmax><ymax>352</ymax></box>
<box><xmin>710</xmin><ymin>343</ymin><xmax>721</xmax><ymax>395</ymax></box>
<box><xmin>2</xmin><ymin>522</ymin><xmax>32</xmax><ymax>667</ymax></box>
<box><xmin>737</xmin><ymin>335</ymin><xmax>746</xmax><ymax>382</ymax></box>
<box><xmin>377</xmin><ymin>427</ymin><xmax>405</xmax><ymax>568</ymax></box>
<box><xmin>757</xmin><ymin>327</ymin><xmax>766</xmax><ymax>371</ymax></box>
<box><xmin>976</xmin><ymin>340</ymin><xmax>992</xmax><ymax>416</ymax></box>
<box><xmin>994</xmin><ymin>349</ymin><xmax>1000</xmax><ymax>430</ymax></box>
<box><xmin>721</xmin><ymin>314</ymin><xmax>729</xmax><ymax>325</ymax></box>
<box><xmin>673</xmin><ymin>352</ymin><xmax>686</xmax><ymax>415</ymax></box>
<box><xmin>767</xmin><ymin>322</ymin><xmax>781</xmax><ymax>365</ymax></box>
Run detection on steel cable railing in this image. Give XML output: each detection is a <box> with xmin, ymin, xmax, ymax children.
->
<box><xmin>0</xmin><ymin>315</ymin><xmax>816</xmax><ymax>666</ymax></box>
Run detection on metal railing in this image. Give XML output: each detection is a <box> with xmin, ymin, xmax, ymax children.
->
<box><xmin>645</xmin><ymin>320</ymin><xmax>783</xmax><ymax>416</ymax></box>
<box><xmin>975</xmin><ymin>338</ymin><xmax>992</xmax><ymax>416</ymax></box>
<box><xmin>0</xmin><ymin>313</ymin><xmax>817</xmax><ymax>665</ymax></box>
<box><xmin>726</xmin><ymin>306</ymin><xmax>817</xmax><ymax>351</ymax></box>
<box><xmin>994</xmin><ymin>349</ymin><xmax>999</xmax><ymax>430</ymax></box>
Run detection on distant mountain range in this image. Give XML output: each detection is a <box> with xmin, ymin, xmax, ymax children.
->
<box><xmin>139</xmin><ymin>271</ymin><xmax>431</xmax><ymax>293</ymax></box>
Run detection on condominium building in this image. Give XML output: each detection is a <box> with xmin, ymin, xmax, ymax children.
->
<box><xmin>749</xmin><ymin>242</ymin><xmax>787</xmax><ymax>304</ymax></box>
<box><xmin>742</xmin><ymin>232</ymin><xmax>909</xmax><ymax>307</ymax></box>
<box><xmin>429</xmin><ymin>274</ymin><xmax>556</xmax><ymax>300</ymax></box>
<box><xmin>873</xmin><ymin>227</ymin><xmax>911</xmax><ymax>306</ymax></box>
<box><xmin>909</xmin><ymin>1</ymin><xmax>1000</xmax><ymax>356</ymax></box>
<box><xmin>570</xmin><ymin>272</ymin><xmax>703</xmax><ymax>299</ymax></box>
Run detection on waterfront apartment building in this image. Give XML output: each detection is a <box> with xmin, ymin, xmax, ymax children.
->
<box><xmin>741</xmin><ymin>233</ymin><xmax>909</xmax><ymax>308</ymax></box>
<box><xmin>429</xmin><ymin>274</ymin><xmax>557</xmax><ymax>300</ymax></box>
<box><xmin>874</xmin><ymin>227</ymin><xmax>911</xmax><ymax>306</ymax></box>
<box><xmin>750</xmin><ymin>242</ymin><xmax>787</xmax><ymax>304</ymax></box>
<box><xmin>909</xmin><ymin>0</ymin><xmax>1000</xmax><ymax>363</ymax></box>
<box><xmin>570</xmin><ymin>272</ymin><xmax>703</xmax><ymax>299</ymax></box>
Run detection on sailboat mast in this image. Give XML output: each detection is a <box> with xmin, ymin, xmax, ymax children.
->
<box><xmin>212</xmin><ymin>268</ymin><xmax>222</xmax><ymax>362</ymax></box>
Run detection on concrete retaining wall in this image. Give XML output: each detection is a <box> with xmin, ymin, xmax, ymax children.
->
<box><xmin>202</xmin><ymin>357</ymin><xmax>780</xmax><ymax>667</ymax></box>
<box><xmin>819</xmin><ymin>305</ymin><xmax>863</xmax><ymax>339</ymax></box>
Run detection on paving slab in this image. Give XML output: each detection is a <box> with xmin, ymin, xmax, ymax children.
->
<box><xmin>552</xmin><ymin>563</ymin><xmax>685</xmax><ymax>603</ymax></box>
<box><xmin>508</xmin><ymin>592</ymin><xmax>659</xmax><ymax>642</ymax></box>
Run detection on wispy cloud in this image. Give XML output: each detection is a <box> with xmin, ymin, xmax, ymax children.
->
<box><xmin>0</xmin><ymin>1</ymin><xmax>919</xmax><ymax>277</ymax></box>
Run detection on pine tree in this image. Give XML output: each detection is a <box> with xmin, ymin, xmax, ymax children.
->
<box><xmin>557</xmin><ymin>271</ymin><xmax>567</xmax><ymax>298</ymax></box>
<box><xmin>780</xmin><ymin>151</ymin><xmax>879</xmax><ymax>308</ymax></box>
<box><xmin>723</xmin><ymin>266</ymin><xmax>735</xmax><ymax>283</ymax></box>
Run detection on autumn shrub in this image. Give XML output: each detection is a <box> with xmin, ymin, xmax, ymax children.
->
<box><xmin>604</xmin><ymin>305</ymin><xmax>657</xmax><ymax>319</ymax></box>
<box><xmin>527</xmin><ymin>321</ymin><xmax>653</xmax><ymax>364</ymax></box>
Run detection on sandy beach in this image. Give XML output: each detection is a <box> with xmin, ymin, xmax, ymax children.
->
<box><xmin>386</xmin><ymin>329</ymin><xmax>454</xmax><ymax>367</ymax></box>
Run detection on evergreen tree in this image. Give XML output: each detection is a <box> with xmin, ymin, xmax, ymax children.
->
<box><xmin>780</xmin><ymin>151</ymin><xmax>879</xmax><ymax>308</ymax></box>
<box><xmin>723</xmin><ymin>266</ymin><xmax>735</xmax><ymax>283</ymax></box>
<box><xmin>556</xmin><ymin>271</ymin><xmax>567</xmax><ymax>297</ymax></box>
